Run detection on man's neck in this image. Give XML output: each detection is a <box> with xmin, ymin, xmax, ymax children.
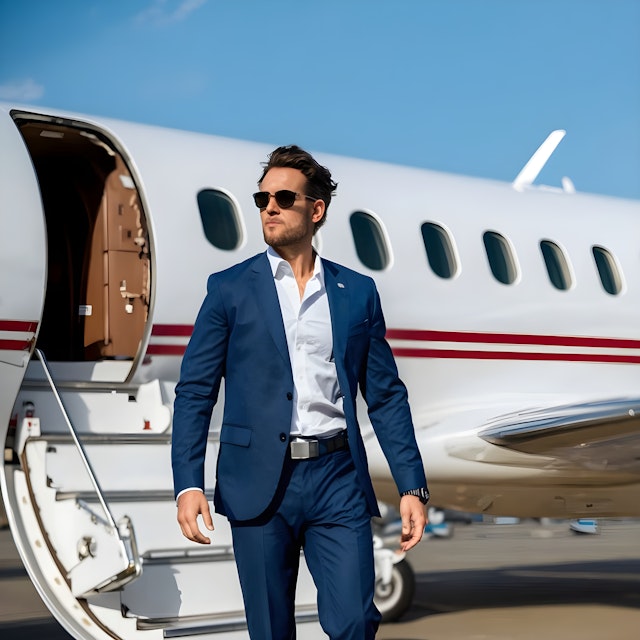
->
<box><xmin>271</xmin><ymin>244</ymin><xmax>317</xmax><ymax>297</ymax></box>
<box><xmin>273</xmin><ymin>245</ymin><xmax>314</xmax><ymax>275</ymax></box>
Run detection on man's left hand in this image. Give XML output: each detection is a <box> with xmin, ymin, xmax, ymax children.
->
<box><xmin>399</xmin><ymin>494</ymin><xmax>427</xmax><ymax>552</ymax></box>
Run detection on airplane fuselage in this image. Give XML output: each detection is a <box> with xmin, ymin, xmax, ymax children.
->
<box><xmin>1</xmin><ymin>103</ymin><xmax>640</xmax><ymax>640</ymax></box>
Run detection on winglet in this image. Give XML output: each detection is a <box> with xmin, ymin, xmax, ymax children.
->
<box><xmin>512</xmin><ymin>130</ymin><xmax>566</xmax><ymax>192</ymax></box>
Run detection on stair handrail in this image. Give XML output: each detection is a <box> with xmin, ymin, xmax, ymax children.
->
<box><xmin>34</xmin><ymin>349</ymin><xmax>118</xmax><ymax>531</ymax></box>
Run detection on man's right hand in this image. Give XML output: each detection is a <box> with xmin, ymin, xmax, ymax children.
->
<box><xmin>176</xmin><ymin>490</ymin><xmax>215</xmax><ymax>544</ymax></box>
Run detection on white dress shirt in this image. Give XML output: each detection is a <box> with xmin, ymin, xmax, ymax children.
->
<box><xmin>267</xmin><ymin>247</ymin><xmax>346</xmax><ymax>437</ymax></box>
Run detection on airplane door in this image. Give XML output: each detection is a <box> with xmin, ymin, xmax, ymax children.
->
<box><xmin>8</xmin><ymin>114</ymin><xmax>152</xmax><ymax>382</ymax></box>
<box><xmin>0</xmin><ymin>107</ymin><xmax>46</xmax><ymax>433</ymax></box>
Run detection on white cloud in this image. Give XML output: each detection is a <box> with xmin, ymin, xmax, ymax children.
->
<box><xmin>0</xmin><ymin>78</ymin><xmax>45</xmax><ymax>101</ymax></box>
<box><xmin>136</xmin><ymin>0</ymin><xmax>208</xmax><ymax>26</ymax></box>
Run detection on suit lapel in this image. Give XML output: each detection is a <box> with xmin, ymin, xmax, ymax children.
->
<box><xmin>250</xmin><ymin>253</ymin><xmax>290</xmax><ymax>368</ymax></box>
<box><xmin>249</xmin><ymin>254</ymin><xmax>351</xmax><ymax>370</ymax></box>
<box><xmin>322</xmin><ymin>259</ymin><xmax>350</xmax><ymax>364</ymax></box>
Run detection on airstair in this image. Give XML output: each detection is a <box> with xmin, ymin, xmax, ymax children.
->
<box><xmin>4</xmin><ymin>351</ymin><xmax>323</xmax><ymax>639</ymax></box>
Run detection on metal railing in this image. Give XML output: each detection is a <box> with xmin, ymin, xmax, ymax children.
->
<box><xmin>34</xmin><ymin>349</ymin><xmax>118</xmax><ymax>530</ymax></box>
<box><xmin>34</xmin><ymin>348</ymin><xmax>141</xmax><ymax>593</ymax></box>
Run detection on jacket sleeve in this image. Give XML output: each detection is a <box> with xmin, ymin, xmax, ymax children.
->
<box><xmin>361</xmin><ymin>283</ymin><xmax>427</xmax><ymax>494</ymax></box>
<box><xmin>171</xmin><ymin>275</ymin><xmax>229</xmax><ymax>498</ymax></box>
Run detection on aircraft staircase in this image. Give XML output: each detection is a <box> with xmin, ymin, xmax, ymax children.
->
<box><xmin>4</xmin><ymin>352</ymin><xmax>323</xmax><ymax>640</ymax></box>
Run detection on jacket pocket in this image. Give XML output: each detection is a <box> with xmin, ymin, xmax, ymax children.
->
<box><xmin>348</xmin><ymin>318</ymin><xmax>369</xmax><ymax>337</ymax></box>
<box><xmin>219</xmin><ymin>424</ymin><xmax>252</xmax><ymax>447</ymax></box>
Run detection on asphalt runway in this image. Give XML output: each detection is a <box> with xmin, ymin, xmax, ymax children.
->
<box><xmin>1</xmin><ymin>518</ymin><xmax>639</xmax><ymax>639</ymax></box>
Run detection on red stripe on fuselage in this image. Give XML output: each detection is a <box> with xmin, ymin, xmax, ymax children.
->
<box><xmin>146</xmin><ymin>344</ymin><xmax>188</xmax><ymax>356</ymax></box>
<box><xmin>0</xmin><ymin>320</ymin><xmax>38</xmax><ymax>352</ymax></box>
<box><xmin>392</xmin><ymin>347</ymin><xmax>640</xmax><ymax>364</ymax></box>
<box><xmin>151</xmin><ymin>324</ymin><xmax>193</xmax><ymax>337</ymax></box>
<box><xmin>0</xmin><ymin>339</ymin><xmax>32</xmax><ymax>351</ymax></box>
<box><xmin>386</xmin><ymin>329</ymin><xmax>640</xmax><ymax>350</ymax></box>
<box><xmin>0</xmin><ymin>320</ymin><xmax>38</xmax><ymax>333</ymax></box>
<box><xmin>148</xmin><ymin>325</ymin><xmax>640</xmax><ymax>363</ymax></box>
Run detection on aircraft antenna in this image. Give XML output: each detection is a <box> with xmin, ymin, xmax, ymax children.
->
<box><xmin>512</xmin><ymin>129</ymin><xmax>566</xmax><ymax>191</ymax></box>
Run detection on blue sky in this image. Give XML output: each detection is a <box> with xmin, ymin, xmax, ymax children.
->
<box><xmin>1</xmin><ymin>0</ymin><xmax>638</xmax><ymax>199</ymax></box>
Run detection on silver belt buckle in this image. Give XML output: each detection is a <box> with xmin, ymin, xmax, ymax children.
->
<box><xmin>290</xmin><ymin>438</ymin><xmax>319</xmax><ymax>459</ymax></box>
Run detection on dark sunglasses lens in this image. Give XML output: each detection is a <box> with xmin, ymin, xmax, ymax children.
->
<box><xmin>253</xmin><ymin>192</ymin><xmax>269</xmax><ymax>208</ymax></box>
<box><xmin>275</xmin><ymin>190</ymin><xmax>296</xmax><ymax>208</ymax></box>
<box><xmin>253</xmin><ymin>190</ymin><xmax>298</xmax><ymax>209</ymax></box>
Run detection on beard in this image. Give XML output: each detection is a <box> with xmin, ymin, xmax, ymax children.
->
<box><xmin>262</xmin><ymin>218</ymin><xmax>313</xmax><ymax>249</ymax></box>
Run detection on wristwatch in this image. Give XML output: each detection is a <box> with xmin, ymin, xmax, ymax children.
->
<box><xmin>401</xmin><ymin>487</ymin><xmax>430</xmax><ymax>504</ymax></box>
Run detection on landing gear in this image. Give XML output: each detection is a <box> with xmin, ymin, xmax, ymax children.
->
<box><xmin>374</xmin><ymin>557</ymin><xmax>415</xmax><ymax>622</ymax></box>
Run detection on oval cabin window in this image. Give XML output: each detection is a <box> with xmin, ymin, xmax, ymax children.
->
<box><xmin>421</xmin><ymin>222</ymin><xmax>458</xmax><ymax>278</ymax></box>
<box><xmin>483</xmin><ymin>231</ymin><xmax>517</xmax><ymax>285</ymax></box>
<box><xmin>349</xmin><ymin>211</ymin><xmax>390</xmax><ymax>271</ymax></box>
<box><xmin>592</xmin><ymin>245</ymin><xmax>622</xmax><ymax>295</ymax></box>
<box><xmin>197</xmin><ymin>189</ymin><xmax>242</xmax><ymax>250</ymax></box>
<box><xmin>540</xmin><ymin>240</ymin><xmax>572</xmax><ymax>290</ymax></box>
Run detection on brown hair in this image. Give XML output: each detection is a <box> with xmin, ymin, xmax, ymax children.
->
<box><xmin>258</xmin><ymin>145</ymin><xmax>337</xmax><ymax>231</ymax></box>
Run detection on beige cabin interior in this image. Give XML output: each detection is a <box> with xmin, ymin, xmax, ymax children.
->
<box><xmin>15</xmin><ymin>117</ymin><xmax>150</xmax><ymax>363</ymax></box>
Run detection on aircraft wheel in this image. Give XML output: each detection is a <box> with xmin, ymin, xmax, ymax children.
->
<box><xmin>374</xmin><ymin>558</ymin><xmax>415</xmax><ymax>622</ymax></box>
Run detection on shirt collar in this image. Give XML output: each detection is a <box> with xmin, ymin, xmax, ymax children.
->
<box><xmin>266</xmin><ymin>247</ymin><xmax>324</xmax><ymax>284</ymax></box>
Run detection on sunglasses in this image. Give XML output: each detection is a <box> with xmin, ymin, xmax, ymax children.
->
<box><xmin>252</xmin><ymin>190</ymin><xmax>317</xmax><ymax>210</ymax></box>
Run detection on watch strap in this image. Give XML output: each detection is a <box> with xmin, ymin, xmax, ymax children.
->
<box><xmin>401</xmin><ymin>487</ymin><xmax>430</xmax><ymax>504</ymax></box>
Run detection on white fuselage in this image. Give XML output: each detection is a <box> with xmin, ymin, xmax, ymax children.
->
<box><xmin>1</xmin><ymin>103</ymin><xmax>639</xmax><ymax>640</ymax></box>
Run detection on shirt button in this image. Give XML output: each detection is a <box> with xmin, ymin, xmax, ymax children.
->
<box><xmin>286</xmin><ymin>392</ymin><xmax>293</xmax><ymax>400</ymax></box>
<box><xmin>279</xmin><ymin>433</ymin><xmax>287</xmax><ymax>442</ymax></box>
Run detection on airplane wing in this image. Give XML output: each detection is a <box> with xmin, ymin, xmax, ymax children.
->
<box><xmin>479</xmin><ymin>397</ymin><xmax>640</xmax><ymax>473</ymax></box>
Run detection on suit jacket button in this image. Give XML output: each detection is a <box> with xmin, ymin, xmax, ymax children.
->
<box><xmin>286</xmin><ymin>392</ymin><xmax>293</xmax><ymax>400</ymax></box>
<box><xmin>279</xmin><ymin>433</ymin><xmax>287</xmax><ymax>442</ymax></box>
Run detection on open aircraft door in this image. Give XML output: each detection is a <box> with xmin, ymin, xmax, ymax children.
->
<box><xmin>0</xmin><ymin>106</ymin><xmax>46</xmax><ymax>452</ymax></box>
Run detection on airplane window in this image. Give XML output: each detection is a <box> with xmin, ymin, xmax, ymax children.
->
<box><xmin>483</xmin><ymin>231</ymin><xmax>517</xmax><ymax>285</ymax></box>
<box><xmin>592</xmin><ymin>245</ymin><xmax>622</xmax><ymax>295</ymax></box>
<box><xmin>540</xmin><ymin>240</ymin><xmax>572</xmax><ymax>290</ymax></box>
<box><xmin>197</xmin><ymin>189</ymin><xmax>242</xmax><ymax>250</ymax></box>
<box><xmin>421</xmin><ymin>222</ymin><xmax>458</xmax><ymax>278</ymax></box>
<box><xmin>349</xmin><ymin>211</ymin><xmax>390</xmax><ymax>271</ymax></box>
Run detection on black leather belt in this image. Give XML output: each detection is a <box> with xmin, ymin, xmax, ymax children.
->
<box><xmin>289</xmin><ymin>431</ymin><xmax>348</xmax><ymax>460</ymax></box>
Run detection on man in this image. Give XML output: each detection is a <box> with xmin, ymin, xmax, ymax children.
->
<box><xmin>172</xmin><ymin>145</ymin><xmax>428</xmax><ymax>639</ymax></box>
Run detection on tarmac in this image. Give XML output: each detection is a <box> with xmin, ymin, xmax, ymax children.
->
<box><xmin>1</xmin><ymin>516</ymin><xmax>639</xmax><ymax>639</ymax></box>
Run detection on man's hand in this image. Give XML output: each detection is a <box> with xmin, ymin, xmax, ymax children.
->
<box><xmin>399</xmin><ymin>494</ymin><xmax>427</xmax><ymax>552</ymax></box>
<box><xmin>177</xmin><ymin>490</ymin><xmax>215</xmax><ymax>544</ymax></box>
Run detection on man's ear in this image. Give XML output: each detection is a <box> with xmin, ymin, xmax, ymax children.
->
<box><xmin>311</xmin><ymin>200</ymin><xmax>325</xmax><ymax>224</ymax></box>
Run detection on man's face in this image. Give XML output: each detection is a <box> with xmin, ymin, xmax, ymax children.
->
<box><xmin>258</xmin><ymin>167</ymin><xmax>324</xmax><ymax>251</ymax></box>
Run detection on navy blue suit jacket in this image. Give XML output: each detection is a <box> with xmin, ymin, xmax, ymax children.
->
<box><xmin>172</xmin><ymin>252</ymin><xmax>426</xmax><ymax>522</ymax></box>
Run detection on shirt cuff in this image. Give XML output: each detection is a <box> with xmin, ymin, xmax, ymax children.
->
<box><xmin>176</xmin><ymin>487</ymin><xmax>204</xmax><ymax>504</ymax></box>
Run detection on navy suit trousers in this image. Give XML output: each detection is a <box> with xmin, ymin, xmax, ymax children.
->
<box><xmin>230</xmin><ymin>449</ymin><xmax>380</xmax><ymax>640</ymax></box>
